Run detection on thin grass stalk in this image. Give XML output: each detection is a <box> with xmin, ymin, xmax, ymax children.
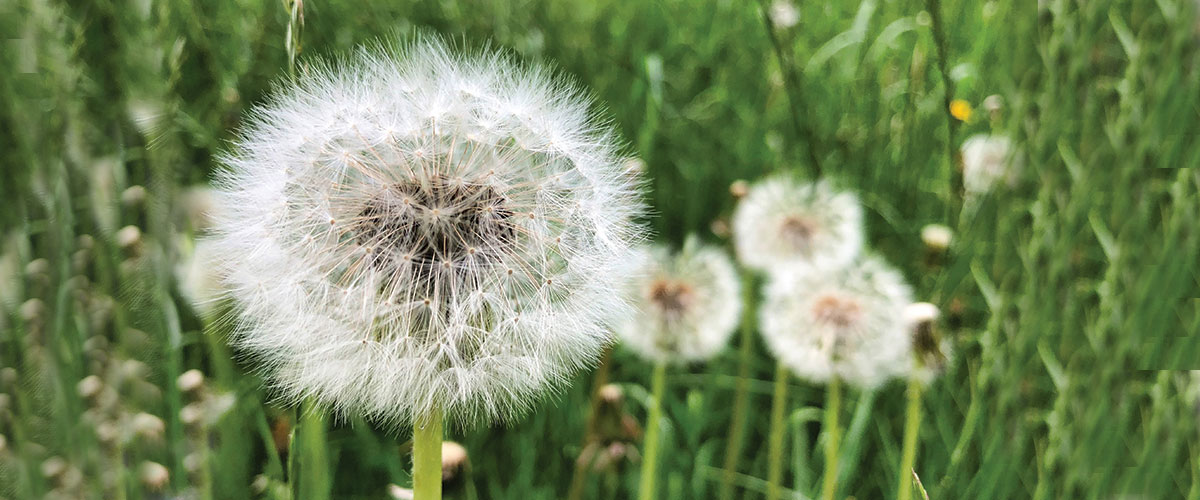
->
<box><xmin>413</xmin><ymin>407</ymin><xmax>444</xmax><ymax>500</ymax></box>
<box><xmin>821</xmin><ymin>378</ymin><xmax>842</xmax><ymax>500</ymax></box>
<box><xmin>922</xmin><ymin>0</ymin><xmax>962</xmax><ymax>217</ymax></box>
<box><xmin>638</xmin><ymin>362</ymin><xmax>668</xmax><ymax>500</ymax></box>
<box><xmin>766</xmin><ymin>363</ymin><xmax>790</xmax><ymax>500</ymax></box>
<box><xmin>897</xmin><ymin>378</ymin><xmax>923</xmax><ymax>500</ymax></box>
<box><xmin>755</xmin><ymin>0</ymin><xmax>823</xmax><ymax>178</ymax></box>
<box><xmin>567</xmin><ymin>348</ymin><xmax>614</xmax><ymax>500</ymax></box>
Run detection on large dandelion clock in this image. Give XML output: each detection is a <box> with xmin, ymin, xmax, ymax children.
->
<box><xmin>760</xmin><ymin>255</ymin><xmax>913</xmax><ymax>388</ymax></box>
<box><xmin>616</xmin><ymin>237</ymin><xmax>742</xmax><ymax>364</ymax></box>
<box><xmin>209</xmin><ymin>39</ymin><xmax>644</xmax><ymax>428</ymax></box>
<box><xmin>732</xmin><ymin>177</ymin><xmax>863</xmax><ymax>274</ymax></box>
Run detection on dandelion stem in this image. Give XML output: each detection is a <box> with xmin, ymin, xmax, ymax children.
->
<box><xmin>766</xmin><ymin>362</ymin><xmax>790</xmax><ymax>500</ymax></box>
<box><xmin>413</xmin><ymin>407</ymin><xmax>444</xmax><ymax>500</ymax></box>
<box><xmin>721</xmin><ymin>271</ymin><xmax>758</xmax><ymax>500</ymax></box>
<box><xmin>897</xmin><ymin>378</ymin><xmax>923</xmax><ymax>500</ymax></box>
<box><xmin>821</xmin><ymin>377</ymin><xmax>842</xmax><ymax>500</ymax></box>
<box><xmin>291</xmin><ymin>400</ymin><xmax>331</xmax><ymax>500</ymax></box>
<box><xmin>638</xmin><ymin>361</ymin><xmax>668</xmax><ymax>500</ymax></box>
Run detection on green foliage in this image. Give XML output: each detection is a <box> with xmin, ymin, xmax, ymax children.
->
<box><xmin>1</xmin><ymin>0</ymin><xmax>1198</xmax><ymax>498</ymax></box>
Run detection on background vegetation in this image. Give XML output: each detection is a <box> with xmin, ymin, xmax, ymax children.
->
<box><xmin>1</xmin><ymin>0</ymin><xmax>1199</xmax><ymax>498</ymax></box>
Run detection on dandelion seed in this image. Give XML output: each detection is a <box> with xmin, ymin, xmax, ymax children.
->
<box><xmin>207</xmin><ymin>37</ymin><xmax>644</xmax><ymax>429</ymax></box>
<box><xmin>616</xmin><ymin>237</ymin><xmax>741</xmax><ymax>364</ymax></box>
<box><xmin>760</xmin><ymin>255</ymin><xmax>913</xmax><ymax>388</ymax></box>
<box><xmin>732</xmin><ymin>177</ymin><xmax>863</xmax><ymax>274</ymax></box>
<box><xmin>960</xmin><ymin>134</ymin><xmax>1021</xmax><ymax>195</ymax></box>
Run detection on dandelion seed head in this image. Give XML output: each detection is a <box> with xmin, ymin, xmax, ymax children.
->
<box><xmin>207</xmin><ymin>38</ymin><xmax>644</xmax><ymax>429</ymax></box>
<box><xmin>769</xmin><ymin>0</ymin><xmax>801</xmax><ymax>29</ymax></box>
<box><xmin>616</xmin><ymin>238</ymin><xmax>741</xmax><ymax>364</ymax></box>
<box><xmin>760</xmin><ymin>255</ymin><xmax>913</xmax><ymax>388</ymax></box>
<box><xmin>961</xmin><ymin>134</ymin><xmax>1021</xmax><ymax>195</ymax></box>
<box><xmin>732</xmin><ymin>178</ymin><xmax>863</xmax><ymax>273</ymax></box>
<box><xmin>905</xmin><ymin>302</ymin><xmax>951</xmax><ymax>384</ymax></box>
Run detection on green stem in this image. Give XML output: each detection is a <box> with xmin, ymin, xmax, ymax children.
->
<box><xmin>413</xmin><ymin>407</ymin><xmax>444</xmax><ymax>500</ymax></box>
<box><xmin>288</xmin><ymin>409</ymin><xmax>297</xmax><ymax>498</ymax></box>
<box><xmin>638</xmin><ymin>362</ymin><xmax>668</xmax><ymax>500</ymax></box>
<box><xmin>291</xmin><ymin>401</ymin><xmax>330</xmax><ymax>500</ymax></box>
<box><xmin>897</xmin><ymin>379</ymin><xmax>923</xmax><ymax>500</ymax></box>
<box><xmin>766</xmin><ymin>363</ymin><xmax>790</xmax><ymax>500</ymax></box>
<box><xmin>821</xmin><ymin>378</ymin><xmax>842</xmax><ymax>500</ymax></box>
<box><xmin>720</xmin><ymin>271</ymin><xmax>757</xmax><ymax>500</ymax></box>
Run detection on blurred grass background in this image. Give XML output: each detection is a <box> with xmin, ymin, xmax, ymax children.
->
<box><xmin>1</xmin><ymin>0</ymin><xmax>1199</xmax><ymax>498</ymax></box>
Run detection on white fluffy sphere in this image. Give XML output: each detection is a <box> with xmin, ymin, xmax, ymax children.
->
<box><xmin>732</xmin><ymin>177</ymin><xmax>863</xmax><ymax>274</ymax></box>
<box><xmin>760</xmin><ymin>254</ymin><xmax>913</xmax><ymax>388</ymax></box>
<box><xmin>208</xmin><ymin>38</ymin><xmax>645</xmax><ymax>428</ymax></box>
<box><xmin>960</xmin><ymin>134</ymin><xmax>1021</xmax><ymax>195</ymax></box>
<box><xmin>616</xmin><ymin>238</ymin><xmax>742</xmax><ymax>364</ymax></box>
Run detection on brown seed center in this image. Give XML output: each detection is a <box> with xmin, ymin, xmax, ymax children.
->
<box><xmin>810</xmin><ymin>294</ymin><xmax>861</xmax><ymax>328</ymax></box>
<box><xmin>780</xmin><ymin>215</ymin><xmax>818</xmax><ymax>250</ymax></box>
<box><xmin>352</xmin><ymin>176</ymin><xmax>515</xmax><ymax>273</ymax></box>
<box><xmin>648</xmin><ymin>279</ymin><xmax>695</xmax><ymax>318</ymax></box>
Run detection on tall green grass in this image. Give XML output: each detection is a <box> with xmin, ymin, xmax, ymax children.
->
<box><xmin>1</xmin><ymin>0</ymin><xmax>1198</xmax><ymax>498</ymax></box>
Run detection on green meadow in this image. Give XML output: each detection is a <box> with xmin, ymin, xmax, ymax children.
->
<box><xmin>1</xmin><ymin>0</ymin><xmax>1198</xmax><ymax>498</ymax></box>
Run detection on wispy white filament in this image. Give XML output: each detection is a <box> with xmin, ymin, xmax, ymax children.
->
<box><xmin>616</xmin><ymin>237</ymin><xmax>742</xmax><ymax>364</ymax></box>
<box><xmin>208</xmin><ymin>38</ymin><xmax>644</xmax><ymax>428</ymax></box>
<box><xmin>732</xmin><ymin>177</ymin><xmax>863</xmax><ymax>274</ymax></box>
<box><xmin>760</xmin><ymin>255</ymin><xmax>913</xmax><ymax>388</ymax></box>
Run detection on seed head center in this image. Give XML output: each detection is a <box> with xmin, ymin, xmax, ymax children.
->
<box><xmin>648</xmin><ymin>279</ymin><xmax>695</xmax><ymax>318</ymax></box>
<box><xmin>780</xmin><ymin>215</ymin><xmax>818</xmax><ymax>250</ymax></box>
<box><xmin>354</xmin><ymin>176</ymin><xmax>514</xmax><ymax>272</ymax></box>
<box><xmin>811</xmin><ymin>293</ymin><xmax>861</xmax><ymax>329</ymax></box>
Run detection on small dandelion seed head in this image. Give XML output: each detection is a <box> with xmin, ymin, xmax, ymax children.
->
<box><xmin>760</xmin><ymin>254</ymin><xmax>913</xmax><ymax>388</ymax></box>
<box><xmin>616</xmin><ymin>237</ymin><xmax>741</xmax><ymax>364</ymax></box>
<box><xmin>769</xmin><ymin>0</ymin><xmax>801</xmax><ymax>29</ymax></box>
<box><xmin>732</xmin><ymin>177</ymin><xmax>863</xmax><ymax>273</ymax></box>
<box><xmin>905</xmin><ymin>301</ymin><xmax>951</xmax><ymax>384</ymax></box>
<box><xmin>207</xmin><ymin>37</ymin><xmax>645</xmax><ymax>429</ymax></box>
<box><xmin>960</xmin><ymin>134</ymin><xmax>1022</xmax><ymax>195</ymax></box>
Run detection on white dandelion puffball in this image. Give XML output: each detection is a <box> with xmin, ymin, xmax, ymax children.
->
<box><xmin>760</xmin><ymin>254</ymin><xmax>913</xmax><ymax>388</ymax></box>
<box><xmin>732</xmin><ymin>177</ymin><xmax>863</xmax><ymax>274</ymax></box>
<box><xmin>960</xmin><ymin>134</ymin><xmax>1021</xmax><ymax>195</ymax></box>
<box><xmin>616</xmin><ymin>238</ymin><xmax>742</xmax><ymax>364</ymax></box>
<box><xmin>904</xmin><ymin>302</ymin><xmax>951</xmax><ymax>384</ymax></box>
<box><xmin>769</xmin><ymin>0</ymin><xmax>801</xmax><ymax>29</ymax></box>
<box><xmin>208</xmin><ymin>38</ymin><xmax>645</xmax><ymax>428</ymax></box>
